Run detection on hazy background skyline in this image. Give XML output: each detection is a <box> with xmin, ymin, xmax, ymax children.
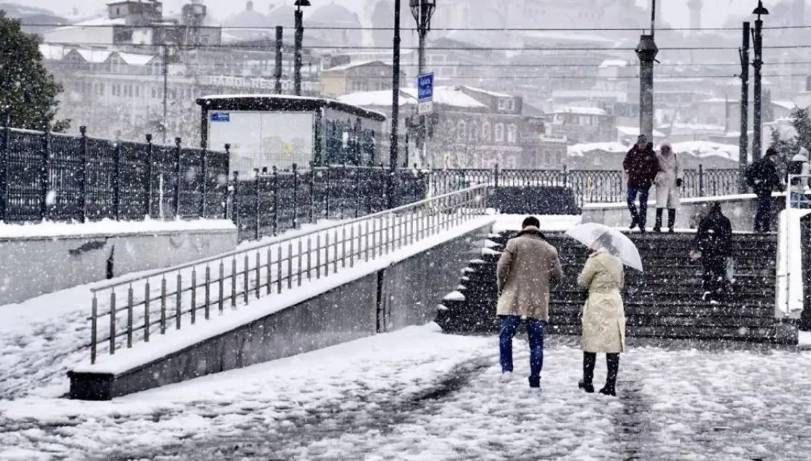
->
<box><xmin>17</xmin><ymin>0</ymin><xmax>772</xmax><ymax>28</ymax></box>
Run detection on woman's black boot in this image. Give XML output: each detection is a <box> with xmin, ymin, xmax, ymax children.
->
<box><xmin>599</xmin><ymin>353</ymin><xmax>619</xmax><ymax>396</ymax></box>
<box><xmin>579</xmin><ymin>352</ymin><xmax>596</xmax><ymax>393</ymax></box>
<box><xmin>653</xmin><ymin>208</ymin><xmax>663</xmax><ymax>233</ymax></box>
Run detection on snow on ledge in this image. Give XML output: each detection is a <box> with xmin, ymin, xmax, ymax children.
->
<box><xmin>584</xmin><ymin>192</ymin><xmax>786</xmax><ymax>210</ymax></box>
<box><xmin>71</xmin><ymin>217</ymin><xmax>494</xmax><ymax>375</ymax></box>
<box><xmin>492</xmin><ymin>214</ymin><xmax>582</xmax><ymax>232</ymax></box>
<box><xmin>0</xmin><ymin>218</ymin><xmax>236</xmax><ymax>240</ymax></box>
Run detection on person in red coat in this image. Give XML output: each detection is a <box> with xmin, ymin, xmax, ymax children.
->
<box><xmin>622</xmin><ymin>135</ymin><xmax>659</xmax><ymax>233</ymax></box>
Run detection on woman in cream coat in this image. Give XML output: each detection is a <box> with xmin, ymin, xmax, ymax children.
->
<box><xmin>653</xmin><ymin>143</ymin><xmax>683</xmax><ymax>233</ymax></box>
<box><xmin>576</xmin><ymin>234</ymin><xmax>626</xmax><ymax>396</ymax></box>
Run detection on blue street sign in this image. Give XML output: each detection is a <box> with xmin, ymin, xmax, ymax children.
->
<box><xmin>418</xmin><ymin>73</ymin><xmax>434</xmax><ymax>102</ymax></box>
<box><xmin>210</xmin><ymin>112</ymin><xmax>230</xmax><ymax>122</ymax></box>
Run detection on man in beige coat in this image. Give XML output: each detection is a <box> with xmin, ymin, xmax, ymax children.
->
<box><xmin>496</xmin><ymin>216</ymin><xmax>563</xmax><ymax>389</ymax></box>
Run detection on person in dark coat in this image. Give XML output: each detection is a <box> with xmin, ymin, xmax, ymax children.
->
<box><xmin>746</xmin><ymin>148</ymin><xmax>783</xmax><ymax>232</ymax></box>
<box><xmin>623</xmin><ymin>135</ymin><xmax>659</xmax><ymax>233</ymax></box>
<box><xmin>693</xmin><ymin>203</ymin><xmax>733</xmax><ymax>302</ymax></box>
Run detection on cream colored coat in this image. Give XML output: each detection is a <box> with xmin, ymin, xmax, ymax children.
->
<box><xmin>577</xmin><ymin>250</ymin><xmax>626</xmax><ymax>353</ymax></box>
<box><xmin>496</xmin><ymin>227</ymin><xmax>563</xmax><ymax>322</ymax></box>
<box><xmin>654</xmin><ymin>151</ymin><xmax>683</xmax><ymax>209</ymax></box>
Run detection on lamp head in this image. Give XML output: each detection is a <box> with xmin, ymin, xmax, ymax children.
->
<box><xmin>295</xmin><ymin>0</ymin><xmax>311</xmax><ymax>11</ymax></box>
<box><xmin>752</xmin><ymin>0</ymin><xmax>769</xmax><ymax>18</ymax></box>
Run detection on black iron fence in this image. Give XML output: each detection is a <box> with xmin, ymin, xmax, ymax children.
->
<box><xmin>231</xmin><ymin>164</ymin><xmax>429</xmax><ymax>242</ymax></box>
<box><xmin>0</xmin><ymin>126</ymin><xmax>230</xmax><ymax>223</ymax></box>
<box><xmin>0</xmin><ymin>124</ymin><xmax>743</xmax><ymax>237</ymax></box>
<box><xmin>431</xmin><ymin>166</ymin><xmax>741</xmax><ymax>206</ymax></box>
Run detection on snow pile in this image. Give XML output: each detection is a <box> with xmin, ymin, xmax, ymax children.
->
<box><xmin>568</xmin><ymin>142</ymin><xmax>628</xmax><ymax>157</ymax></box>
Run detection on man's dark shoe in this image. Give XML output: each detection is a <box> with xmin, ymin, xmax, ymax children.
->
<box><xmin>578</xmin><ymin>380</ymin><xmax>594</xmax><ymax>393</ymax></box>
<box><xmin>529</xmin><ymin>376</ymin><xmax>541</xmax><ymax>389</ymax></box>
<box><xmin>629</xmin><ymin>218</ymin><xmax>638</xmax><ymax>230</ymax></box>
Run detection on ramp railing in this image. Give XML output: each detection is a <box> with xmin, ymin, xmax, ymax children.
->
<box><xmin>86</xmin><ymin>185</ymin><xmax>489</xmax><ymax>364</ymax></box>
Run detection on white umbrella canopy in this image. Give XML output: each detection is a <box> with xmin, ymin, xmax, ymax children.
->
<box><xmin>565</xmin><ymin>223</ymin><xmax>644</xmax><ymax>272</ymax></box>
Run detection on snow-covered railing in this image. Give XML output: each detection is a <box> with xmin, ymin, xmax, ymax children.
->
<box><xmin>85</xmin><ymin>185</ymin><xmax>489</xmax><ymax>363</ymax></box>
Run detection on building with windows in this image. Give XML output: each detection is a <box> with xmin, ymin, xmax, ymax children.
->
<box><xmin>320</xmin><ymin>61</ymin><xmax>404</xmax><ymax>98</ymax></box>
<box><xmin>548</xmin><ymin>107</ymin><xmax>617</xmax><ymax>144</ymax></box>
<box><xmin>339</xmin><ymin>85</ymin><xmax>566</xmax><ymax>169</ymax></box>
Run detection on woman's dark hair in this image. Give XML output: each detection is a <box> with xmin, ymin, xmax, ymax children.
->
<box><xmin>522</xmin><ymin>216</ymin><xmax>540</xmax><ymax>228</ymax></box>
<box><xmin>595</xmin><ymin>232</ymin><xmax>618</xmax><ymax>255</ymax></box>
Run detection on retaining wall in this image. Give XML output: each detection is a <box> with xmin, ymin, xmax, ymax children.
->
<box><xmin>0</xmin><ymin>224</ymin><xmax>237</xmax><ymax>305</ymax></box>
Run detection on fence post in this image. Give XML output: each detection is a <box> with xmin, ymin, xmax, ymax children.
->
<box><xmin>308</xmin><ymin>161</ymin><xmax>315</xmax><ymax>224</ymax></box>
<box><xmin>699</xmin><ymin>164</ymin><xmax>705</xmax><ymax>197</ymax></box>
<box><xmin>199</xmin><ymin>148</ymin><xmax>207</xmax><ymax>218</ymax></box>
<box><xmin>325</xmin><ymin>165</ymin><xmax>331</xmax><ymax>218</ymax></box>
<box><xmin>341</xmin><ymin>162</ymin><xmax>347</xmax><ymax>218</ymax></box>
<box><xmin>292</xmin><ymin>162</ymin><xmax>299</xmax><ymax>229</ymax></box>
<box><xmin>40</xmin><ymin>128</ymin><xmax>50</xmax><ymax>221</ymax></box>
<box><xmin>254</xmin><ymin>168</ymin><xmax>261</xmax><ymax>241</ymax></box>
<box><xmin>80</xmin><ymin>126</ymin><xmax>88</xmax><ymax>223</ymax></box>
<box><xmin>272</xmin><ymin>166</ymin><xmax>278</xmax><ymax>236</ymax></box>
<box><xmin>223</xmin><ymin>144</ymin><xmax>230</xmax><ymax>219</ymax></box>
<box><xmin>145</xmin><ymin>133</ymin><xmax>153</xmax><ymax>218</ymax></box>
<box><xmin>113</xmin><ymin>140</ymin><xmax>122</xmax><ymax>220</ymax></box>
<box><xmin>232</xmin><ymin>171</ymin><xmax>240</xmax><ymax>231</ymax></box>
<box><xmin>174</xmin><ymin>137</ymin><xmax>182</xmax><ymax>218</ymax></box>
<box><xmin>354</xmin><ymin>166</ymin><xmax>361</xmax><ymax>218</ymax></box>
<box><xmin>562</xmin><ymin>164</ymin><xmax>569</xmax><ymax>188</ymax></box>
<box><xmin>0</xmin><ymin>114</ymin><xmax>8</xmax><ymax>223</ymax></box>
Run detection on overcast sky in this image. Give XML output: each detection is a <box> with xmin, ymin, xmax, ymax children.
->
<box><xmin>22</xmin><ymin>0</ymin><xmax>768</xmax><ymax>28</ymax></box>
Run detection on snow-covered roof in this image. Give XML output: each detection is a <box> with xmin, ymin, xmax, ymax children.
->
<box><xmin>324</xmin><ymin>60</ymin><xmax>385</xmax><ymax>72</ymax></box>
<box><xmin>772</xmin><ymin>100</ymin><xmax>797</xmax><ymax>110</ymax></box>
<box><xmin>402</xmin><ymin>86</ymin><xmax>488</xmax><ymax>109</ymax></box>
<box><xmin>117</xmin><ymin>52</ymin><xmax>156</xmax><ymax>66</ymax></box>
<box><xmin>461</xmin><ymin>86</ymin><xmax>511</xmax><ymax>98</ymax></box>
<box><xmin>671</xmin><ymin>141</ymin><xmax>739</xmax><ymax>161</ymax></box>
<box><xmin>552</xmin><ymin>106</ymin><xmax>609</xmax><ymax>116</ymax></box>
<box><xmin>617</xmin><ymin>126</ymin><xmax>665</xmax><ymax>137</ymax></box>
<box><xmin>338</xmin><ymin>90</ymin><xmax>415</xmax><ymax>107</ymax></box>
<box><xmin>599</xmin><ymin>59</ymin><xmax>629</xmax><ymax>68</ymax></box>
<box><xmin>76</xmin><ymin>49</ymin><xmax>113</xmax><ymax>63</ymax></box>
<box><xmin>38</xmin><ymin>43</ymin><xmax>67</xmax><ymax>61</ymax></box>
<box><xmin>568</xmin><ymin>142</ymin><xmax>628</xmax><ymax>157</ymax></box>
<box><xmin>72</xmin><ymin>17</ymin><xmax>127</xmax><ymax>27</ymax></box>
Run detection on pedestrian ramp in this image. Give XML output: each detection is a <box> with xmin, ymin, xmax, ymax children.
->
<box><xmin>68</xmin><ymin>187</ymin><xmax>495</xmax><ymax>399</ymax></box>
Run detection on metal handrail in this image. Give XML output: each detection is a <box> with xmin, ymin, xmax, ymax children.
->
<box><xmin>87</xmin><ymin>185</ymin><xmax>489</xmax><ymax>363</ymax></box>
<box><xmin>91</xmin><ymin>184</ymin><xmax>487</xmax><ymax>293</ymax></box>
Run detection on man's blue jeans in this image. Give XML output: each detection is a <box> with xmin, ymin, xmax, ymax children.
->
<box><xmin>499</xmin><ymin>315</ymin><xmax>546</xmax><ymax>385</ymax></box>
<box><xmin>627</xmin><ymin>185</ymin><xmax>650</xmax><ymax>228</ymax></box>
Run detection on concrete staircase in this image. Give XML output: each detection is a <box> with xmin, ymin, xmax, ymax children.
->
<box><xmin>436</xmin><ymin>231</ymin><xmax>798</xmax><ymax>344</ymax></box>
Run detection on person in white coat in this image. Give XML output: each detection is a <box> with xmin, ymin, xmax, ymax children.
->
<box><xmin>653</xmin><ymin>144</ymin><xmax>683</xmax><ymax>233</ymax></box>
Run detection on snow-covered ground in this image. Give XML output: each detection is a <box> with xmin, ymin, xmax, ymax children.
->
<box><xmin>2</xmin><ymin>324</ymin><xmax>811</xmax><ymax>460</ymax></box>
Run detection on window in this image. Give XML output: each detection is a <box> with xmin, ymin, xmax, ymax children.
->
<box><xmin>507</xmin><ymin>124</ymin><xmax>517</xmax><ymax>144</ymax></box>
<box><xmin>495</xmin><ymin>123</ymin><xmax>504</xmax><ymax>142</ymax></box>
<box><xmin>482</xmin><ymin>122</ymin><xmax>491</xmax><ymax>142</ymax></box>
<box><xmin>457</xmin><ymin>120</ymin><xmax>467</xmax><ymax>141</ymax></box>
<box><xmin>469</xmin><ymin>122</ymin><xmax>479</xmax><ymax>142</ymax></box>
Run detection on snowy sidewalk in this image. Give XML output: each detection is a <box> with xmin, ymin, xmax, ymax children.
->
<box><xmin>2</xmin><ymin>324</ymin><xmax>811</xmax><ymax>460</ymax></box>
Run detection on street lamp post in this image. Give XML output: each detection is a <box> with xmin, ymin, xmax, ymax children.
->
<box><xmin>752</xmin><ymin>0</ymin><xmax>769</xmax><ymax>162</ymax></box>
<box><xmin>293</xmin><ymin>0</ymin><xmax>311</xmax><ymax>96</ymax></box>
<box><xmin>635</xmin><ymin>0</ymin><xmax>658</xmax><ymax>142</ymax></box>
<box><xmin>410</xmin><ymin>0</ymin><xmax>436</xmax><ymax>168</ymax></box>
<box><xmin>389</xmin><ymin>0</ymin><xmax>402</xmax><ymax>208</ymax></box>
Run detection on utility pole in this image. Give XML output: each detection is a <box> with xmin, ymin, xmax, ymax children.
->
<box><xmin>293</xmin><ymin>0</ymin><xmax>310</xmax><ymax>96</ymax></box>
<box><xmin>636</xmin><ymin>0</ymin><xmax>658</xmax><ymax>141</ymax></box>
<box><xmin>739</xmin><ymin>21</ymin><xmax>750</xmax><ymax>192</ymax></box>
<box><xmin>752</xmin><ymin>0</ymin><xmax>769</xmax><ymax>162</ymax></box>
<box><xmin>162</xmin><ymin>44</ymin><xmax>168</xmax><ymax>145</ymax></box>
<box><xmin>275</xmin><ymin>26</ymin><xmax>284</xmax><ymax>94</ymax></box>
<box><xmin>389</xmin><ymin>0</ymin><xmax>402</xmax><ymax>208</ymax></box>
<box><xmin>410</xmin><ymin>0</ymin><xmax>436</xmax><ymax>168</ymax></box>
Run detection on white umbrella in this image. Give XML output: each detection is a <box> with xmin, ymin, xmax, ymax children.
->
<box><xmin>565</xmin><ymin>223</ymin><xmax>644</xmax><ymax>272</ymax></box>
